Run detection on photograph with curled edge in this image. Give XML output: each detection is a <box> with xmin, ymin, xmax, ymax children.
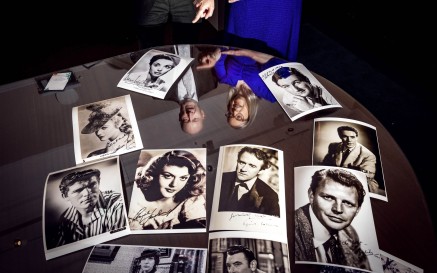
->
<box><xmin>128</xmin><ymin>148</ymin><xmax>207</xmax><ymax>233</ymax></box>
<box><xmin>294</xmin><ymin>166</ymin><xmax>383</xmax><ymax>273</ymax></box>
<box><xmin>42</xmin><ymin>157</ymin><xmax>130</xmax><ymax>260</ymax></box>
<box><xmin>117</xmin><ymin>49</ymin><xmax>194</xmax><ymax>99</ymax></box>
<box><xmin>209</xmin><ymin>144</ymin><xmax>287</xmax><ymax>235</ymax></box>
<box><xmin>81</xmin><ymin>244</ymin><xmax>208</xmax><ymax>273</ymax></box>
<box><xmin>208</xmin><ymin>231</ymin><xmax>290</xmax><ymax>273</ymax></box>
<box><xmin>72</xmin><ymin>95</ymin><xmax>143</xmax><ymax>165</ymax></box>
<box><xmin>312</xmin><ymin>117</ymin><xmax>387</xmax><ymax>201</ymax></box>
<box><xmin>259</xmin><ymin>62</ymin><xmax>342</xmax><ymax>121</ymax></box>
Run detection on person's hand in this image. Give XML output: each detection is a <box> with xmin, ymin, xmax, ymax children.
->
<box><xmin>192</xmin><ymin>0</ymin><xmax>215</xmax><ymax>23</ymax></box>
<box><xmin>221</xmin><ymin>49</ymin><xmax>273</xmax><ymax>64</ymax></box>
<box><xmin>288</xmin><ymin>96</ymin><xmax>315</xmax><ymax>112</ymax></box>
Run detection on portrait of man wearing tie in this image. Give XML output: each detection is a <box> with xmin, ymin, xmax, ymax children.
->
<box><xmin>294</xmin><ymin>167</ymin><xmax>371</xmax><ymax>270</ymax></box>
<box><xmin>318</xmin><ymin>124</ymin><xmax>383</xmax><ymax>195</ymax></box>
<box><xmin>218</xmin><ymin>146</ymin><xmax>280</xmax><ymax>217</ymax></box>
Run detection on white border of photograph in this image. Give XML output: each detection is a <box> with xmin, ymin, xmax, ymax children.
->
<box><xmin>117</xmin><ymin>49</ymin><xmax>194</xmax><ymax>99</ymax></box>
<box><xmin>72</xmin><ymin>95</ymin><xmax>143</xmax><ymax>165</ymax></box>
<box><xmin>42</xmin><ymin>157</ymin><xmax>130</xmax><ymax>260</ymax></box>
<box><xmin>209</xmin><ymin>144</ymin><xmax>287</xmax><ymax>235</ymax></box>
<box><xmin>208</xmin><ymin>231</ymin><xmax>290</xmax><ymax>273</ymax></box>
<box><xmin>259</xmin><ymin>62</ymin><xmax>342</xmax><ymax>121</ymax></box>
<box><xmin>312</xmin><ymin>117</ymin><xmax>387</xmax><ymax>201</ymax></box>
<box><xmin>128</xmin><ymin>148</ymin><xmax>207</xmax><ymax>234</ymax></box>
<box><xmin>82</xmin><ymin>244</ymin><xmax>208</xmax><ymax>273</ymax></box>
<box><xmin>377</xmin><ymin>249</ymin><xmax>423</xmax><ymax>273</ymax></box>
<box><xmin>294</xmin><ymin>165</ymin><xmax>383</xmax><ymax>273</ymax></box>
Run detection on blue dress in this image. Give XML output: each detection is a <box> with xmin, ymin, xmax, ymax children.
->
<box><xmin>214</xmin><ymin>53</ymin><xmax>286</xmax><ymax>102</ymax></box>
<box><xmin>226</xmin><ymin>0</ymin><xmax>302</xmax><ymax>61</ymax></box>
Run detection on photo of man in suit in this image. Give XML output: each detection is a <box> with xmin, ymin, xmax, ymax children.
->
<box><xmin>319</xmin><ymin>125</ymin><xmax>381</xmax><ymax>194</ymax></box>
<box><xmin>218</xmin><ymin>146</ymin><xmax>280</xmax><ymax>217</ymax></box>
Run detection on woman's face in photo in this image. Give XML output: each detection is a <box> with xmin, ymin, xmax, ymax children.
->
<box><xmin>227</xmin><ymin>96</ymin><xmax>249</xmax><ymax>127</ymax></box>
<box><xmin>95</xmin><ymin>118</ymin><xmax>121</xmax><ymax>141</ymax></box>
<box><xmin>277</xmin><ymin>74</ymin><xmax>313</xmax><ymax>97</ymax></box>
<box><xmin>149</xmin><ymin>58</ymin><xmax>175</xmax><ymax>78</ymax></box>
<box><xmin>158</xmin><ymin>165</ymin><xmax>190</xmax><ymax>199</ymax></box>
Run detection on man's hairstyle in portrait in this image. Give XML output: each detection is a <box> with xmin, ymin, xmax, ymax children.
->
<box><xmin>337</xmin><ymin>125</ymin><xmax>359</xmax><ymax>137</ymax></box>
<box><xmin>237</xmin><ymin>146</ymin><xmax>271</xmax><ymax>171</ymax></box>
<box><xmin>132</xmin><ymin>248</ymin><xmax>161</xmax><ymax>273</ymax></box>
<box><xmin>310</xmin><ymin>168</ymin><xmax>366</xmax><ymax>207</ymax></box>
<box><xmin>226</xmin><ymin>245</ymin><xmax>256</xmax><ymax>263</ymax></box>
<box><xmin>59</xmin><ymin>169</ymin><xmax>101</xmax><ymax>197</ymax></box>
<box><xmin>272</xmin><ymin>67</ymin><xmax>310</xmax><ymax>86</ymax></box>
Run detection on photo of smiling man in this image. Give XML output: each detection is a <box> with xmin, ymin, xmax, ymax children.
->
<box><xmin>294</xmin><ymin>166</ymin><xmax>383</xmax><ymax>273</ymax></box>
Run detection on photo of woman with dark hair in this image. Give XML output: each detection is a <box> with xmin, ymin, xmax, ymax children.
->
<box><xmin>128</xmin><ymin>149</ymin><xmax>207</xmax><ymax>231</ymax></box>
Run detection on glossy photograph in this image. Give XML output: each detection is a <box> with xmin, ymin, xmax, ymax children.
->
<box><xmin>209</xmin><ymin>144</ymin><xmax>287</xmax><ymax>235</ymax></box>
<box><xmin>72</xmin><ymin>95</ymin><xmax>143</xmax><ymax>165</ymax></box>
<box><xmin>294</xmin><ymin>166</ymin><xmax>383</xmax><ymax>273</ymax></box>
<box><xmin>42</xmin><ymin>157</ymin><xmax>130</xmax><ymax>260</ymax></box>
<box><xmin>312</xmin><ymin>117</ymin><xmax>387</xmax><ymax>201</ymax></box>
<box><xmin>259</xmin><ymin>62</ymin><xmax>342</xmax><ymax>121</ymax></box>
<box><xmin>208</xmin><ymin>231</ymin><xmax>290</xmax><ymax>273</ymax></box>
<box><xmin>82</xmin><ymin>244</ymin><xmax>207</xmax><ymax>273</ymax></box>
<box><xmin>117</xmin><ymin>49</ymin><xmax>194</xmax><ymax>99</ymax></box>
<box><xmin>128</xmin><ymin>148</ymin><xmax>207</xmax><ymax>233</ymax></box>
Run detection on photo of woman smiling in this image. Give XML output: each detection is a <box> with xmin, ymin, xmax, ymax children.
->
<box><xmin>128</xmin><ymin>149</ymin><xmax>207</xmax><ymax>232</ymax></box>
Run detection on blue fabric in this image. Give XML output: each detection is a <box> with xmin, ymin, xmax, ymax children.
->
<box><xmin>214</xmin><ymin>53</ymin><xmax>286</xmax><ymax>102</ymax></box>
<box><xmin>226</xmin><ymin>0</ymin><xmax>302</xmax><ymax>61</ymax></box>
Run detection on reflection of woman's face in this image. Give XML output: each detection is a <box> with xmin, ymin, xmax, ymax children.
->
<box><xmin>227</xmin><ymin>96</ymin><xmax>249</xmax><ymax>127</ymax></box>
<box><xmin>139</xmin><ymin>257</ymin><xmax>156</xmax><ymax>273</ymax></box>
<box><xmin>277</xmin><ymin>74</ymin><xmax>312</xmax><ymax>97</ymax></box>
<box><xmin>158</xmin><ymin>165</ymin><xmax>190</xmax><ymax>199</ymax></box>
<box><xmin>95</xmin><ymin>118</ymin><xmax>121</xmax><ymax>141</ymax></box>
<box><xmin>149</xmin><ymin>58</ymin><xmax>175</xmax><ymax>78</ymax></box>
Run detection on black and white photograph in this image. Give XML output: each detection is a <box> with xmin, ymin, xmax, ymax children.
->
<box><xmin>117</xmin><ymin>49</ymin><xmax>194</xmax><ymax>99</ymax></box>
<box><xmin>43</xmin><ymin>157</ymin><xmax>130</xmax><ymax>260</ymax></box>
<box><xmin>312</xmin><ymin>117</ymin><xmax>387</xmax><ymax>201</ymax></box>
<box><xmin>72</xmin><ymin>95</ymin><xmax>143</xmax><ymax>165</ymax></box>
<box><xmin>128</xmin><ymin>148</ymin><xmax>207</xmax><ymax>233</ymax></box>
<box><xmin>208</xmin><ymin>231</ymin><xmax>290</xmax><ymax>273</ymax></box>
<box><xmin>294</xmin><ymin>166</ymin><xmax>383</xmax><ymax>273</ymax></box>
<box><xmin>82</xmin><ymin>244</ymin><xmax>207</xmax><ymax>273</ymax></box>
<box><xmin>259</xmin><ymin>62</ymin><xmax>342</xmax><ymax>121</ymax></box>
<box><xmin>209</xmin><ymin>144</ymin><xmax>286</xmax><ymax>234</ymax></box>
<box><xmin>377</xmin><ymin>250</ymin><xmax>423</xmax><ymax>273</ymax></box>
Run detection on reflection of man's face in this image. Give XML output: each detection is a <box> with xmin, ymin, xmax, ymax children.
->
<box><xmin>309</xmin><ymin>178</ymin><xmax>360</xmax><ymax>232</ymax></box>
<box><xmin>139</xmin><ymin>257</ymin><xmax>156</xmax><ymax>273</ymax></box>
<box><xmin>339</xmin><ymin>130</ymin><xmax>358</xmax><ymax>149</ymax></box>
<box><xmin>179</xmin><ymin>100</ymin><xmax>205</xmax><ymax>135</ymax></box>
<box><xmin>226</xmin><ymin>252</ymin><xmax>252</xmax><ymax>273</ymax></box>
<box><xmin>236</xmin><ymin>151</ymin><xmax>263</xmax><ymax>182</ymax></box>
<box><xmin>150</xmin><ymin>59</ymin><xmax>174</xmax><ymax>78</ymax></box>
<box><xmin>158</xmin><ymin>165</ymin><xmax>190</xmax><ymax>199</ymax></box>
<box><xmin>95</xmin><ymin>118</ymin><xmax>120</xmax><ymax>141</ymax></box>
<box><xmin>65</xmin><ymin>176</ymin><xmax>100</xmax><ymax>213</ymax></box>
<box><xmin>277</xmin><ymin>74</ymin><xmax>312</xmax><ymax>97</ymax></box>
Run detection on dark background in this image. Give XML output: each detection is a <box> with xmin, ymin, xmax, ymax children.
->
<box><xmin>1</xmin><ymin>1</ymin><xmax>435</xmax><ymax>232</ymax></box>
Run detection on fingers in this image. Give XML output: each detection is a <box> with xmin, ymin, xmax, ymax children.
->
<box><xmin>192</xmin><ymin>0</ymin><xmax>215</xmax><ymax>23</ymax></box>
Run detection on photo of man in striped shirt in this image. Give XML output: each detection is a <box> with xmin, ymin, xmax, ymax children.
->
<box><xmin>50</xmin><ymin>168</ymin><xmax>126</xmax><ymax>247</ymax></box>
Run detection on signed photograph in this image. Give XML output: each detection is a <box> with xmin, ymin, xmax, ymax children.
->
<box><xmin>208</xmin><ymin>231</ymin><xmax>290</xmax><ymax>273</ymax></box>
<box><xmin>259</xmin><ymin>62</ymin><xmax>342</xmax><ymax>122</ymax></box>
<box><xmin>294</xmin><ymin>166</ymin><xmax>383</xmax><ymax>273</ymax></box>
<box><xmin>377</xmin><ymin>249</ymin><xmax>423</xmax><ymax>273</ymax></box>
<box><xmin>209</xmin><ymin>144</ymin><xmax>287</xmax><ymax>235</ymax></box>
<box><xmin>82</xmin><ymin>244</ymin><xmax>207</xmax><ymax>273</ymax></box>
<box><xmin>128</xmin><ymin>148</ymin><xmax>207</xmax><ymax>233</ymax></box>
<box><xmin>312</xmin><ymin>117</ymin><xmax>387</xmax><ymax>201</ymax></box>
<box><xmin>117</xmin><ymin>49</ymin><xmax>194</xmax><ymax>99</ymax></box>
<box><xmin>72</xmin><ymin>95</ymin><xmax>143</xmax><ymax>165</ymax></box>
<box><xmin>42</xmin><ymin>157</ymin><xmax>130</xmax><ymax>260</ymax></box>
